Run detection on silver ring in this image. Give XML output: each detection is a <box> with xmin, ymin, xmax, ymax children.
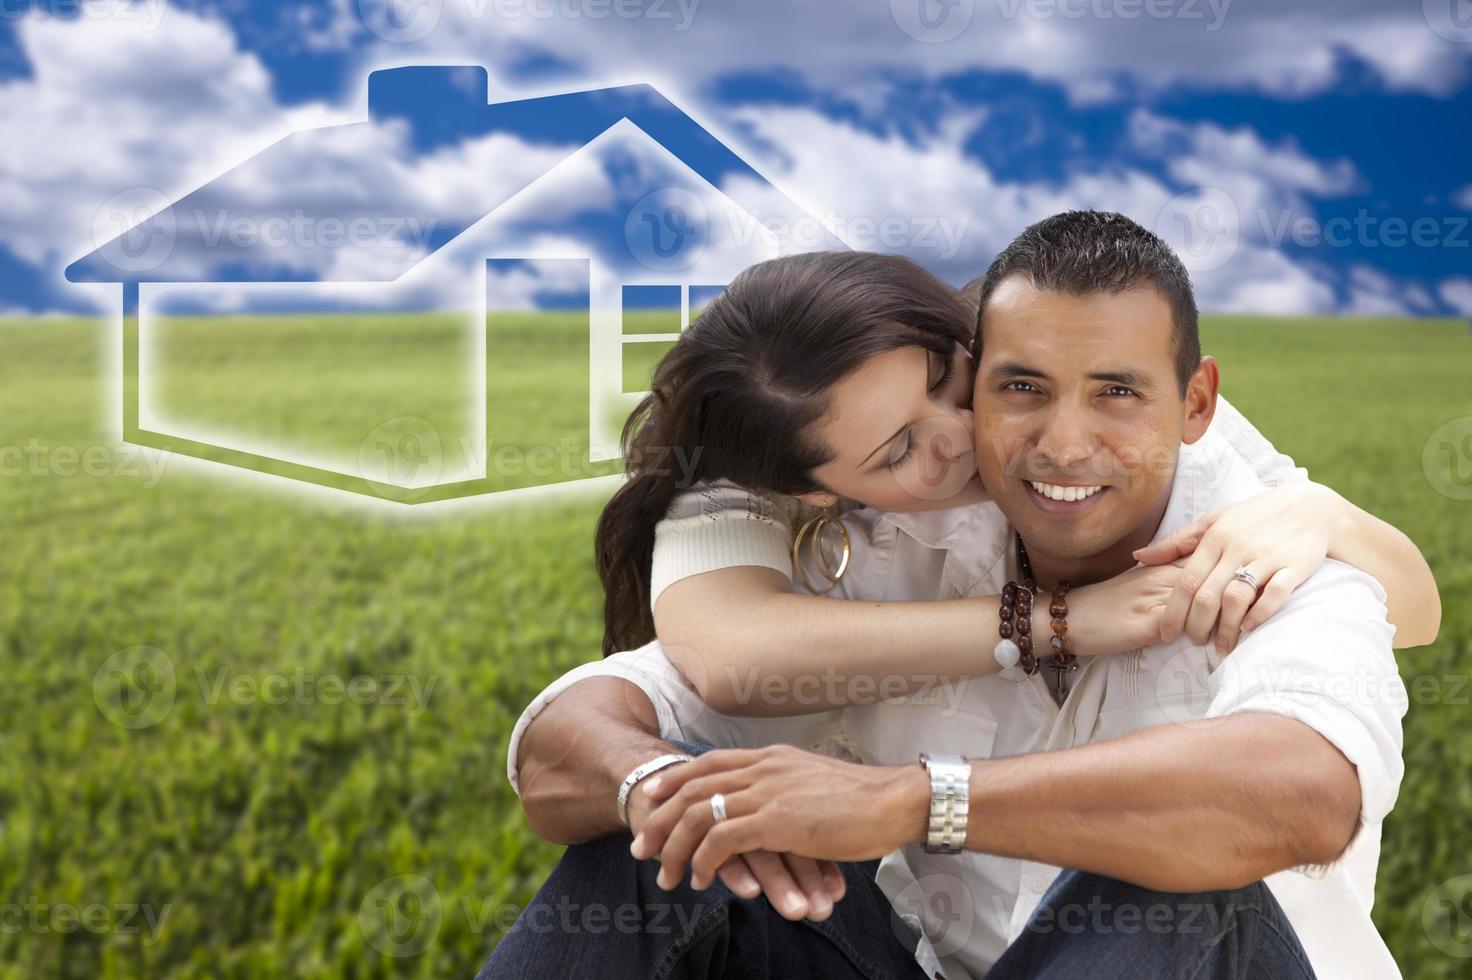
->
<box><xmin>1232</xmin><ymin>566</ymin><xmax>1261</xmax><ymax>594</ymax></box>
<box><xmin>710</xmin><ymin>793</ymin><xmax>728</xmax><ymax>822</ymax></box>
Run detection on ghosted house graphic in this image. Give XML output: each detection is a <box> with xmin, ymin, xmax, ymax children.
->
<box><xmin>66</xmin><ymin>65</ymin><xmax>845</xmax><ymax>503</ymax></box>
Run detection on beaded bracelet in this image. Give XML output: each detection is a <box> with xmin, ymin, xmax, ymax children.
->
<box><xmin>994</xmin><ymin>581</ymin><xmax>1039</xmax><ymax>682</ymax></box>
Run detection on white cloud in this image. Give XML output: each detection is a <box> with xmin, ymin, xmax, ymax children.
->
<box><xmin>1440</xmin><ymin>278</ymin><xmax>1472</xmax><ymax>317</ymax></box>
<box><xmin>335</xmin><ymin>0</ymin><xmax>1470</xmax><ymax>107</ymax></box>
<box><xmin>1342</xmin><ymin>265</ymin><xmax>1414</xmax><ymax>318</ymax></box>
<box><xmin>1198</xmin><ymin>248</ymin><xmax>1335</xmax><ymax>316</ymax></box>
<box><xmin>0</xmin><ymin>6</ymin><xmax>350</xmax><ymax>307</ymax></box>
<box><xmin>716</xmin><ymin>103</ymin><xmax>1437</xmax><ymax>319</ymax></box>
<box><xmin>1129</xmin><ymin>112</ymin><xmax>1361</xmax><ymax>207</ymax></box>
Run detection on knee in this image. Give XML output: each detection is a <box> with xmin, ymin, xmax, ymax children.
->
<box><xmin>553</xmin><ymin>830</ymin><xmax>739</xmax><ymax>910</ymax></box>
<box><xmin>1039</xmin><ymin>869</ymin><xmax>1274</xmax><ymax>931</ymax></box>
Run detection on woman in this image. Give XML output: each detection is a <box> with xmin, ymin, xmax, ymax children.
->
<box><xmin>595</xmin><ymin>250</ymin><xmax>1438</xmax><ymax>718</ymax></box>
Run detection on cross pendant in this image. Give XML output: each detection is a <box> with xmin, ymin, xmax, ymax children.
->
<box><xmin>1048</xmin><ymin>658</ymin><xmax>1078</xmax><ymax>700</ymax></box>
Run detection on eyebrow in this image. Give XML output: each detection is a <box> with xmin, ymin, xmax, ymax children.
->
<box><xmin>988</xmin><ymin>360</ymin><xmax>1155</xmax><ymax>391</ymax></box>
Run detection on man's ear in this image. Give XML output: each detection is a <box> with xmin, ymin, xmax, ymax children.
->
<box><xmin>1181</xmin><ymin>356</ymin><xmax>1220</xmax><ymax>446</ymax></box>
<box><xmin>793</xmin><ymin>491</ymin><xmax>839</xmax><ymax>509</ymax></box>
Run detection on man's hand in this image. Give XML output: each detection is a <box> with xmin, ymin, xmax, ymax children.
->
<box><xmin>630</xmin><ymin>745</ymin><xmax>926</xmax><ymax>896</ymax></box>
<box><xmin>625</xmin><ymin>772</ymin><xmax>848</xmax><ymax>921</ymax></box>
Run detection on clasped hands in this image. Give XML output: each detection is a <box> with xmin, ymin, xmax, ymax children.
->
<box><xmin>625</xmin><ymin>744</ymin><xmax>928</xmax><ymax>922</ymax></box>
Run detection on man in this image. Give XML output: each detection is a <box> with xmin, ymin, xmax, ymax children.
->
<box><xmin>482</xmin><ymin>212</ymin><xmax>1407</xmax><ymax>979</ymax></box>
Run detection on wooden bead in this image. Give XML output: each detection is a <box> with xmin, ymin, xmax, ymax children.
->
<box><xmin>999</xmin><ymin>620</ymin><xmax>1014</xmax><ymax>639</ymax></box>
<box><xmin>1016</xmin><ymin>614</ymin><xmax>1030</xmax><ymax>635</ymax></box>
<box><xmin>1000</xmin><ymin>604</ymin><xmax>1014</xmax><ymax>621</ymax></box>
<box><xmin>1002</xmin><ymin>582</ymin><xmax>1017</xmax><ymax>603</ymax></box>
<box><xmin>1050</xmin><ymin>599</ymin><xmax>1068</xmax><ymax>617</ymax></box>
<box><xmin>1017</xmin><ymin>634</ymin><xmax>1032</xmax><ymax>655</ymax></box>
<box><xmin>1051</xmin><ymin>619</ymin><xmax>1067</xmax><ymax>636</ymax></box>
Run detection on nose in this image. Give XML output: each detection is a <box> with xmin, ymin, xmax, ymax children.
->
<box><xmin>1034</xmin><ymin>405</ymin><xmax>1095</xmax><ymax>474</ymax></box>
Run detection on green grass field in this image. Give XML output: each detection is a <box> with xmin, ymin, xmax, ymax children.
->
<box><xmin>2</xmin><ymin>312</ymin><xmax>1469</xmax><ymax>978</ymax></box>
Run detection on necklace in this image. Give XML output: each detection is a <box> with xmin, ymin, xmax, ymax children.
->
<box><xmin>1016</xmin><ymin>534</ymin><xmax>1078</xmax><ymax>702</ymax></box>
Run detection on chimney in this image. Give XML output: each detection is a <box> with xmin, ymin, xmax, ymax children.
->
<box><xmin>368</xmin><ymin>66</ymin><xmax>490</xmax><ymax>147</ymax></box>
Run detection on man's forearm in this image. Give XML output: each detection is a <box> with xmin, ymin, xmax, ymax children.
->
<box><xmin>517</xmin><ymin>676</ymin><xmax>680</xmax><ymax>845</ymax></box>
<box><xmin>895</xmin><ymin>713</ymin><xmax>1362</xmax><ymax>891</ymax></box>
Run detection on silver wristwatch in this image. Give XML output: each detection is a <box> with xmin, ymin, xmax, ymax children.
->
<box><xmin>616</xmin><ymin>753</ymin><xmax>692</xmax><ymax>826</ymax></box>
<box><xmin>918</xmin><ymin>752</ymin><xmax>971</xmax><ymax>854</ymax></box>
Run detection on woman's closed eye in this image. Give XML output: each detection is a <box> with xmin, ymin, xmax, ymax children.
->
<box><xmin>887</xmin><ymin>430</ymin><xmax>918</xmax><ymax>471</ymax></box>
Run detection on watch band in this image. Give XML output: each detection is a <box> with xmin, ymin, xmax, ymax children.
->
<box><xmin>616</xmin><ymin>753</ymin><xmax>693</xmax><ymax>826</ymax></box>
<box><xmin>918</xmin><ymin>752</ymin><xmax>971</xmax><ymax>854</ymax></box>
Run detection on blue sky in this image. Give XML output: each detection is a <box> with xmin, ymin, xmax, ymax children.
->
<box><xmin>3</xmin><ymin>0</ymin><xmax>1471</xmax><ymax>318</ymax></box>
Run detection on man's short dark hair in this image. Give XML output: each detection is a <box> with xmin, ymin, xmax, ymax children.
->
<box><xmin>971</xmin><ymin>210</ymin><xmax>1201</xmax><ymax>395</ymax></box>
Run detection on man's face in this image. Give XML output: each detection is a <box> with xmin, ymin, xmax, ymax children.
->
<box><xmin>972</xmin><ymin>275</ymin><xmax>1215</xmax><ymax>563</ymax></box>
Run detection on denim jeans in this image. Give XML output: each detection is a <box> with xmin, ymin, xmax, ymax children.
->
<box><xmin>479</xmin><ymin>740</ymin><xmax>1315</xmax><ymax>979</ymax></box>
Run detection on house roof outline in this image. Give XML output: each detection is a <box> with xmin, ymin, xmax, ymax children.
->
<box><xmin>66</xmin><ymin>65</ymin><xmax>843</xmax><ymax>288</ymax></box>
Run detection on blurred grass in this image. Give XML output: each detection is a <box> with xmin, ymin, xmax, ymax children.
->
<box><xmin>0</xmin><ymin>312</ymin><xmax>1468</xmax><ymax>977</ymax></box>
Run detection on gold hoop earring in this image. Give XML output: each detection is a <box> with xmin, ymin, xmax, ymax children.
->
<box><xmin>792</xmin><ymin>506</ymin><xmax>851</xmax><ymax>595</ymax></box>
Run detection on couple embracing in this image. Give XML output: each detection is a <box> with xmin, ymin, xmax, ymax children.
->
<box><xmin>480</xmin><ymin>211</ymin><xmax>1437</xmax><ymax>979</ymax></box>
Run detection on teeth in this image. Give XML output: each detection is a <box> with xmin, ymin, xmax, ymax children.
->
<box><xmin>1029</xmin><ymin>481</ymin><xmax>1103</xmax><ymax>502</ymax></box>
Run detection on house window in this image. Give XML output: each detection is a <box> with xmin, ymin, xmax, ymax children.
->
<box><xmin>621</xmin><ymin>284</ymin><xmax>727</xmax><ymax>393</ymax></box>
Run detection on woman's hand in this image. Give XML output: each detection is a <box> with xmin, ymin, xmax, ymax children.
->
<box><xmin>1132</xmin><ymin>481</ymin><xmax>1340</xmax><ymax>654</ymax></box>
<box><xmin>625</xmin><ymin>766</ymin><xmax>847</xmax><ymax>921</ymax></box>
<box><xmin>1064</xmin><ymin>561</ymin><xmax>1184</xmax><ymax>658</ymax></box>
<box><xmin>629</xmin><ymin>745</ymin><xmax>921</xmax><ymax>897</ymax></box>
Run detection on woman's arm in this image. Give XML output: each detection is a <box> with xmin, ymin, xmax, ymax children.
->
<box><xmin>653</xmin><ymin>480</ymin><xmax>1194</xmax><ymax>716</ymax></box>
<box><xmin>655</xmin><ymin>561</ymin><xmax>1183</xmax><ymax>716</ymax></box>
<box><xmin>1325</xmin><ymin>487</ymin><xmax>1441</xmax><ymax>647</ymax></box>
<box><xmin>1136</xmin><ymin>481</ymin><xmax>1441</xmax><ymax>650</ymax></box>
<box><xmin>655</xmin><ymin>567</ymin><xmax>1004</xmax><ymax>714</ymax></box>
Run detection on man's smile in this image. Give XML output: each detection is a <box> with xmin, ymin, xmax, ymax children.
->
<box><xmin>1022</xmin><ymin>478</ymin><xmax>1111</xmax><ymax>515</ymax></box>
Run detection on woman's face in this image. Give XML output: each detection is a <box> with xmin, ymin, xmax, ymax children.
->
<box><xmin>800</xmin><ymin>340</ymin><xmax>990</xmax><ymax>513</ymax></box>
